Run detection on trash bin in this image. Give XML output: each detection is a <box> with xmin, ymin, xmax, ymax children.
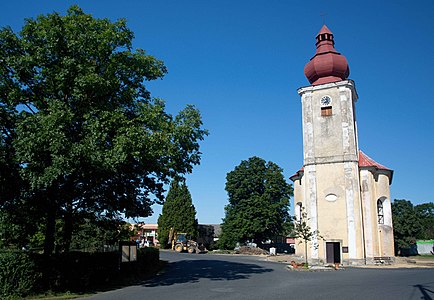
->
<box><xmin>270</xmin><ymin>247</ymin><xmax>276</xmax><ymax>256</ymax></box>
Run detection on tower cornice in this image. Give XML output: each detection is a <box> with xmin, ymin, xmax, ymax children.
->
<box><xmin>297</xmin><ymin>79</ymin><xmax>358</xmax><ymax>101</ymax></box>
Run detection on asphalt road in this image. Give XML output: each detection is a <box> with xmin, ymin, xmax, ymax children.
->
<box><xmin>82</xmin><ymin>251</ymin><xmax>434</xmax><ymax>300</ymax></box>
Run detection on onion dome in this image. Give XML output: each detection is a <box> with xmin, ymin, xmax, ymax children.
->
<box><xmin>304</xmin><ymin>25</ymin><xmax>350</xmax><ymax>85</ymax></box>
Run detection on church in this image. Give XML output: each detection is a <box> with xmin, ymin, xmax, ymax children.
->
<box><xmin>290</xmin><ymin>25</ymin><xmax>394</xmax><ymax>265</ymax></box>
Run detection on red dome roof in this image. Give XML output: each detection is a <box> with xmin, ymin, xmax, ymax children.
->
<box><xmin>304</xmin><ymin>25</ymin><xmax>350</xmax><ymax>85</ymax></box>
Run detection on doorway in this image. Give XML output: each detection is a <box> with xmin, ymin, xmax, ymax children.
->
<box><xmin>326</xmin><ymin>242</ymin><xmax>341</xmax><ymax>264</ymax></box>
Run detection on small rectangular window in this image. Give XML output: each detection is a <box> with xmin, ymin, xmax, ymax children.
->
<box><xmin>321</xmin><ymin>106</ymin><xmax>332</xmax><ymax>116</ymax></box>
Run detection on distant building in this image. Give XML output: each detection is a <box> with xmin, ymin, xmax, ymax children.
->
<box><xmin>416</xmin><ymin>240</ymin><xmax>434</xmax><ymax>255</ymax></box>
<box><xmin>290</xmin><ymin>25</ymin><xmax>394</xmax><ymax>265</ymax></box>
<box><xmin>134</xmin><ymin>223</ymin><xmax>159</xmax><ymax>245</ymax></box>
<box><xmin>133</xmin><ymin>223</ymin><xmax>221</xmax><ymax>249</ymax></box>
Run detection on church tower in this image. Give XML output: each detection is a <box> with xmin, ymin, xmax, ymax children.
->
<box><xmin>291</xmin><ymin>25</ymin><xmax>394</xmax><ymax>265</ymax></box>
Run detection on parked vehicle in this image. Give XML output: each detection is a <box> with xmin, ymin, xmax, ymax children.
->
<box><xmin>171</xmin><ymin>232</ymin><xmax>206</xmax><ymax>254</ymax></box>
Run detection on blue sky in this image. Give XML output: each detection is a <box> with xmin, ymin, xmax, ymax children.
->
<box><xmin>1</xmin><ymin>1</ymin><xmax>433</xmax><ymax>224</ymax></box>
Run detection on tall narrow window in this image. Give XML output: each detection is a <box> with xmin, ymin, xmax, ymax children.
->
<box><xmin>377</xmin><ymin>199</ymin><xmax>384</xmax><ymax>224</ymax></box>
<box><xmin>296</xmin><ymin>202</ymin><xmax>303</xmax><ymax>224</ymax></box>
<box><xmin>321</xmin><ymin>106</ymin><xmax>332</xmax><ymax>116</ymax></box>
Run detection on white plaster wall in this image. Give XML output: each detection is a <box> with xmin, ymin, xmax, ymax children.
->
<box><xmin>297</xmin><ymin>80</ymin><xmax>364</xmax><ymax>262</ymax></box>
<box><xmin>360</xmin><ymin>169</ymin><xmax>374</xmax><ymax>258</ymax></box>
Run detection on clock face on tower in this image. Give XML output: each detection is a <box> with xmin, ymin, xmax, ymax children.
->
<box><xmin>320</xmin><ymin>95</ymin><xmax>332</xmax><ymax>106</ymax></box>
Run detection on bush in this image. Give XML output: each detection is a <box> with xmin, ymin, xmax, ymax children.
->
<box><xmin>43</xmin><ymin>251</ymin><xmax>120</xmax><ymax>292</ymax></box>
<box><xmin>137</xmin><ymin>247</ymin><xmax>159</xmax><ymax>266</ymax></box>
<box><xmin>118</xmin><ymin>247</ymin><xmax>160</xmax><ymax>280</ymax></box>
<box><xmin>0</xmin><ymin>247</ymin><xmax>160</xmax><ymax>297</ymax></box>
<box><xmin>0</xmin><ymin>250</ymin><xmax>42</xmax><ymax>298</ymax></box>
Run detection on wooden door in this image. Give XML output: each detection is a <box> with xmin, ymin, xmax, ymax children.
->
<box><xmin>326</xmin><ymin>242</ymin><xmax>341</xmax><ymax>263</ymax></box>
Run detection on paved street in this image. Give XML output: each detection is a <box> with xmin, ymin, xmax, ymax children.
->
<box><xmin>83</xmin><ymin>251</ymin><xmax>434</xmax><ymax>300</ymax></box>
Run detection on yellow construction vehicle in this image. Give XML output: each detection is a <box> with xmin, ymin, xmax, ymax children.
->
<box><xmin>169</xmin><ymin>228</ymin><xmax>205</xmax><ymax>254</ymax></box>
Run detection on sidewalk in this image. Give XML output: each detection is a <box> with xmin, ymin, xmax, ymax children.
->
<box><xmin>265</xmin><ymin>254</ymin><xmax>434</xmax><ymax>268</ymax></box>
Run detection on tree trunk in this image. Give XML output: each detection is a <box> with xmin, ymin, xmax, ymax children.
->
<box><xmin>63</xmin><ymin>206</ymin><xmax>73</xmax><ymax>252</ymax></box>
<box><xmin>43</xmin><ymin>203</ymin><xmax>56</xmax><ymax>256</ymax></box>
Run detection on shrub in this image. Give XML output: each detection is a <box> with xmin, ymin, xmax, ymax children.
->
<box><xmin>0</xmin><ymin>248</ymin><xmax>160</xmax><ymax>297</ymax></box>
<box><xmin>137</xmin><ymin>247</ymin><xmax>160</xmax><ymax>267</ymax></box>
<box><xmin>43</xmin><ymin>251</ymin><xmax>120</xmax><ymax>292</ymax></box>
<box><xmin>0</xmin><ymin>250</ymin><xmax>42</xmax><ymax>298</ymax></box>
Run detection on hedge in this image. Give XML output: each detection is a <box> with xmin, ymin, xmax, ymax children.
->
<box><xmin>0</xmin><ymin>247</ymin><xmax>160</xmax><ymax>297</ymax></box>
<box><xmin>0</xmin><ymin>250</ymin><xmax>42</xmax><ymax>298</ymax></box>
<box><xmin>43</xmin><ymin>251</ymin><xmax>120</xmax><ymax>292</ymax></box>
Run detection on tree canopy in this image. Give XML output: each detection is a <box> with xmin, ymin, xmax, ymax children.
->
<box><xmin>392</xmin><ymin>199</ymin><xmax>424</xmax><ymax>250</ymax></box>
<box><xmin>0</xmin><ymin>6</ymin><xmax>207</xmax><ymax>254</ymax></box>
<box><xmin>414</xmin><ymin>202</ymin><xmax>434</xmax><ymax>240</ymax></box>
<box><xmin>157</xmin><ymin>179</ymin><xmax>198</xmax><ymax>247</ymax></box>
<box><xmin>219</xmin><ymin>156</ymin><xmax>293</xmax><ymax>249</ymax></box>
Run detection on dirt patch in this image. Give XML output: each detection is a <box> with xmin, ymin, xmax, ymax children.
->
<box><xmin>235</xmin><ymin>246</ymin><xmax>269</xmax><ymax>255</ymax></box>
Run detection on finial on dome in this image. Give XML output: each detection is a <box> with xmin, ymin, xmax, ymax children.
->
<box><xmin>304</xmin><ymin>25</ymin><xmax>350</xmax><ymax>85</ymax></box>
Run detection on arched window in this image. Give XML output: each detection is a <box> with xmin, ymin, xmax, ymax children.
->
<box><xmin>377</xmin><ymin>199</ymin><xmax>384</xmax><ymax>224</ymax></box>
<box><xmin>295</xmin><ymin>202</ymin><xmax>303</xmax><ymax>223</ymax></box>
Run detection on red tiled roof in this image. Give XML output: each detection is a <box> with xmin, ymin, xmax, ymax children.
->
<box><xmin>358</xmin><ymin>150</ymin><xmax>391</xmax><ymax>171</ymax></box>
<box><xmin>317</xmin><ymin>24</ymin><xmax>332</xmax><ymax>35</ymax></box>
<box><xmin>359</xmin><ymin>150</ymin><xmax>393</xmax><ymax>183</ymax></box>
<box><xmin>290</xmin><ymin>166</ymin><xmax>304</xmax><ymax>181</ymax></box>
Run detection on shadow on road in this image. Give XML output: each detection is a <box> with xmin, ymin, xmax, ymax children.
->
<box><xmin>143</xmin><ymin>258</ymin><xmax>273</xmax><ymax>287</ymax></box>
<box><xmin>414</xmin><ymin>284</ymin><xmax>434</xmax><ymax>300</ymax></box>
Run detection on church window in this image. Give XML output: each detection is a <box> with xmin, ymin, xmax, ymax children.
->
<box><xmin>296</xmin><ymin>202</ymin><xmax>303</xmax><ymax>223</ymax></box>
<box><xmin>321</xmin><ymin>106</ymin><xmax>332</xmax><ymax>116</ymax></box>
<box><xmin>377</xmin><ymin>199</ymin><xmax>384</xmax><ymax>224</ymax></box>
<box><xmin>325</xmin><ymin>194</ymin><xmax>337</xmax><ymax>202</ymax></box>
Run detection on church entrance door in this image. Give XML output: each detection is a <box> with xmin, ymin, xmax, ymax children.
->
<box><xmin>326</xmin><ymin>242</ymin><xmax>341</xmax><ymax>264</ymax></box>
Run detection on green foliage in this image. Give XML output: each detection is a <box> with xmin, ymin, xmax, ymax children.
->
<box><xmin>42</xmin><ymin>251</ymin><xmax>120</xmax><ymax>292</ymax></box>
<box><xmin>0</xmin><ymin>210</ymin><xmax>21</xmax><ymax>249</ymax></box>
<box><xmin>0</xmin><ymin>250</ymin><xmax>42</xmax><ymax>298</ymax></box>
<box><xmin>392</xmin><ymin>199</ymin><xmax>423</xmax><ymax>250</ymax></box>
<box><xmin>219</xmin><ymin>157</ymin><xmax>293</xmax><ymax>249</ymax></box>
<box><xmin>69</xmin><ymin>218</ymin><xmax>135</xmax><ymax>251</ymax></box>
<box><xmin>0</xmin><ymin>5</ymin><xmax>207</xmax><ymax>253</ymax></box>
<box><xmin>415</xmin><ymin>202</ymin><xmax>434</xmax><ymax>240</ymax></box>
<box><xmin>157</xmin><ymin>179</ymin><xmax>198</xmax><ymax>247</ymax></box>
<box><xmin>137</xmin><ymin>247</ymin><xmax>159</xmax><ymax>266</ymax></box>
<box><xmin>0</xmin><ymin>248</ymin><xmax>161</xmax><ymax>297</ymax></box>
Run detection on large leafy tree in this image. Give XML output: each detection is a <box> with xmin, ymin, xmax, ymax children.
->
<box><xmin>219</xmin><ymin>156</ymin><xmax>293</xmax><ymax>249</ymax></box>
<box><xmin>0</xmin><ymin>6</ymin><xmax>207</xmax><ymax>254</ymax></box>
<box><xmin>157</xmin><ymin>179</ymin><xmax>198</xmax><ymax>247</ymax></box>
<box><xmin>415</xmin><ymin>202</ymin><xmax>434</xmax><ymax>240</ymax></box>
<box><xmin>391</xmin><ymin>199</ymin><xmax>423</xmax><ymax>252</ymax></box>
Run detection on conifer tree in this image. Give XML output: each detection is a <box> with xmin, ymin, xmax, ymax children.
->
<box><xmin>157</xmin><ymin>179</ymin><xmax>198</xmax><ymax>247</ymax></box>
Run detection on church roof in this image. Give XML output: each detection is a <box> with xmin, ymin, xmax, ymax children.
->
<box><xmin>317</xmin><ymin>24</ymin><xmax>333</xmax><ymax>35</ymax></box>
<box><xmin>289</xmin><ymin>167</ymin><xmax>304</xmax><ymax>181</ymax></box>
<box><xmin>304</xmin><ymin>25</ymin><xmax>350</xmax><ymax>85</ymax></box>
<box><xmin>358</xmin><ymin>150</ymin><xmax>391</xmax><ymax>171</ymax></box>
<box><xmin>290</xmin><ymin>151</ymin><xmax>393</xmax><ymax>183</ymax></box>
<box><xmin>358</xmin><ymin>150</ymin><xmax>393</xmax><ymax>183</ymax></box>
